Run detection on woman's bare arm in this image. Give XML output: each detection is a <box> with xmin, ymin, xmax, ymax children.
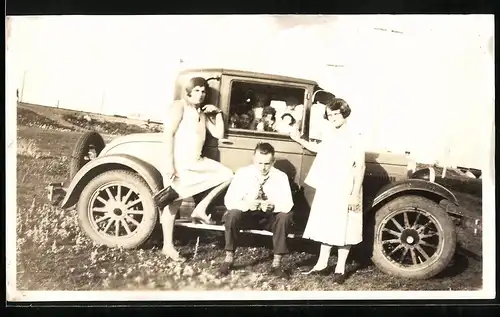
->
<box><xmin>163</xmin><ymin>101</ymin><xmax>184</xmax><ymax>175</ymax></box>
<box><xmin>290</xmin><ymin>129</ymin><xmax>321</xmax><ymax>152</ymax></box>
<box><xmin>297</xmin><ymin>138</ymin><xmax>321</xmax><ymax>153</ymax></box>
<box><xmin>205</xmin><ymin>112</ymin><xmax>225</xmax><ymax>139</ymax></box>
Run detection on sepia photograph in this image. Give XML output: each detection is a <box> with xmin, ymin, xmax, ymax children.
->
<box><xmin>6</xmin><ymin>14</ymin><xmax>495</xmax><ymax>301</ymax></box>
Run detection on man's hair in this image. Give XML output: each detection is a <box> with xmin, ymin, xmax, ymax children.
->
<box><xmin>254</xmin><ymin>142</ymin><xmax>275</xmax><ymax>156</ymax></box>
<box><xmin>185</xmin><ymin>77</ymin><xmax>209</xmax><ymax>97</ymax></box>
<box><xmin>324</xmin><ymin>97</ymin><xmax>351</xmax><ymax>119</ymax></box>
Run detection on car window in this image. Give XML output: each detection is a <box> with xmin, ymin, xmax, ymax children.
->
<box><xmin>228</xmin><ymin>80</ymin><xmax>306</xmax><ymax>136</ymax></box>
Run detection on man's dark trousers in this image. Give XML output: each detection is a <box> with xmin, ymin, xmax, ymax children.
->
<box><xmin>224</xmin><ymin>209</ymin><xmax>293</xmax><ymax>254</ymax></box>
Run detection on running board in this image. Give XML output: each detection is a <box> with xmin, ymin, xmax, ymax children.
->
<box><xmin>174</xmin><ymin>219</ymin><xmax>301</xmax><ymax>238</ymax></box>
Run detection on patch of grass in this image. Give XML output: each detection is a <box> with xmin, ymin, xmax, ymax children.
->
<box><xmin>436</xmin><ymin>177</ymin><xmax>482</xmax><ymax>199</ymax></box>
<box><xmin>15</xmin><ymin>126</ymin><xmax>483</xmax><ymax>292</ymax></box>
<box><xmin>17</xmin><ymin>138</ymin><xmax>42</xmax><ymax>158</ymax></box>
<box><xmin>61</xmin><ymin>113</ymin><xmax>158</xmax><ymax>135</ymax></box>
<box><xmin>17</xmin><ymin>107</ymin><xmax>75</xmax><ymax>132</ymax></box>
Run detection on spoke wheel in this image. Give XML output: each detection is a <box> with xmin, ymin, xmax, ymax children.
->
<box><xmin>371</xmin><ymin>195</ymin><xmax>456</xmax><ymax>280</ymax></box>
<box><xmin>77</xmin><ymin>170</ymin><xmax>158</xmax><ymax>249</ymax></box>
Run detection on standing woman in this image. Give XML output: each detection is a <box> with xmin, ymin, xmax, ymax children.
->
<box><xmin>290</xmin><ymin>98</ymin><xmax>366</xmax><ymax>284</ymax></box>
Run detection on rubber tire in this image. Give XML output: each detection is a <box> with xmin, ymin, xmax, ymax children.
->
<box><xmin>77</xmin><ymin>170</ymin><xmax>158</xmax><ymax>249</ymax></box>
<box><xmin>69</xmin><ymin>131</ymin><xmax>105</xmax><ymax>179</ymax></box>
<box><xmin>371</xmin><ymin>195</ymin><xmax>457</xmax><ymax>280</ymax></box>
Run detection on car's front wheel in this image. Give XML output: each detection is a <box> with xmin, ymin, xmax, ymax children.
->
<box><xmin>77</xmin><ymin>170</ymin><xmax>158</xmax><ymax>249</ymax></box>
<box><xmin>371</xmin><ymin>195</ymin><xmax>457</xmax><ymax>280</ymax></box>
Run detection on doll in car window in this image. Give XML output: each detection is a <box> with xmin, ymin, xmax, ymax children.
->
<box><xmin>275</xmin><ymin>112</ymin><xmax>296</xmax><ymax>134</ymax></box>
<box><xmin>282</xmin><ymin>96</ymin><xmax>303</xmax><ymax>128</ymax></box>
<box><xmin>230</xmin><ymin>92</ymin><xmax>255</xmax><ymax>129</ymax></box>
<box><xmin>256</xmin><ymin>106</ymin><xmax>277</xmax><ymax>132</ymax></box>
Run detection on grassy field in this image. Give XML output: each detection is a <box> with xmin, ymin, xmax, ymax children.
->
<box><xmin>15</xmin><ymin>104</ymin><xmax>484</xmax><ymax>292</ymax></box>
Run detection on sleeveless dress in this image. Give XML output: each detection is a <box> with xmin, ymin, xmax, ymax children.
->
<box><xmin>301</xmin><ymin>124</ymin><xmax>364</xmax><ymax>246</ymax></box>
<box><xmin>163</xmin><ymin>99</ymin><xmax>234</xmax><ymax>200</ymax></box>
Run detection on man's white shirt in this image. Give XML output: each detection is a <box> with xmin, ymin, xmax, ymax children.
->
<box><xmin>224</xmin><ymin>165</ymin><xmax>294</xmax><ymax>214</ymax></box>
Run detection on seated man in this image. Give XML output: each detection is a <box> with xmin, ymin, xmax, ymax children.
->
<box><xmin>219</xmin><ymin>142</ymin><xmax>294</xmax><ymax>278</ymax></box>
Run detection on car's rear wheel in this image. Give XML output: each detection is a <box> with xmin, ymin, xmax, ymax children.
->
<box><xmin>371</xmin><ymin>195</ymin><xmax>456</xmax><ymax>280</ymax></box>
<box><xmin>77</xmin><ymin>170</ymin><xmax>158</xmax><ymax>249</ymax></box>
<box><xmin>70</xmin><ymin>131</ymin><xmax>105</xmax><ymax>179</ymax></box>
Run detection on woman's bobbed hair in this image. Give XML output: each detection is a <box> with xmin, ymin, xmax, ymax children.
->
<box><xmin>185</xmin><ymin>77</ymin><xmax>209</xmax><ymax>97</ymax></box>
<box><xmin>323</xmin><ymin>98</ymin><xmax>351</xmax><ymax>119</ymax></box>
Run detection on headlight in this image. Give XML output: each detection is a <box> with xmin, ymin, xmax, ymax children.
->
<box><xmin>411</xmin><ymin>167</ymin><xmax>436</xmax><ymax>182</ymax></box>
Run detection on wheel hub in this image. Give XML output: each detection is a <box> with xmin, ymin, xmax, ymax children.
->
<box><xmin>106</xmin><ymin>200</ymin><xmax>129</xmax><ymax>219</ymax></box>
<box><xmin>400</xmin><ymin>229</ymin><xmax>420</xmax><ymax>247</ymax></box>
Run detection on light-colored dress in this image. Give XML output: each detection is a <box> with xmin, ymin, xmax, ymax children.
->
<box><xmin>164</xmin><ymin>99</ymin><xmax>233</xmax><ymax>200</ymax></box>
<box><xmin>302</xmin><ymin>124</ymin><xmax>364</xmax><ymax>246</ymax></box>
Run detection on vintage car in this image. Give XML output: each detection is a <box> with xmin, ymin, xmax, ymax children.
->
<box><xmin>47</xmin><ymin>68</ymin><xmax>481</xmax><ymax>280</ymax></box>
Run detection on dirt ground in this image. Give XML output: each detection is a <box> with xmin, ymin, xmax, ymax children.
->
<box><xmin>15</xmin><ymin>104</ymin><xmax>484</xmax><ymax>292</ymax></box>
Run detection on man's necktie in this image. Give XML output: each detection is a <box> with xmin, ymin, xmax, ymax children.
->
<box><xmin>256</xmin><ymin>175</ymin><xmax>269</xmax><ymax>200</ymax></box>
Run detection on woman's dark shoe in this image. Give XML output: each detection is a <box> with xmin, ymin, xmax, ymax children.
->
<box><xmin>153</xmin><ymin>186</ymin><xmax>179</xmax><ymax>209</ymax></box>
<box><xmin>270</xmin><ymin>267</ymin><xmax>290</xmax><ymax>279</ymax></box>
<box><xmin>218</xmin><ymin>262</ymin><xmax>233</xmax><ymax>276</ymax></box>
<box><xmin>332</xmin><ymin>273</ymin><xmax>347</xmax><ymax>285</ymax></box>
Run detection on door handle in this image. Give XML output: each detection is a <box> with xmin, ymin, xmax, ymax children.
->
<box><xmin>218</xmin><ymin>138</ymin><xmax>233</xmax><ymax>145</ymax></box>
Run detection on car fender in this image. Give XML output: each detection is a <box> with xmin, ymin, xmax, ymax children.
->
<box><xmin>60</xmin><ymin>154</ymin><xmax>164</xmax><ymax>209</ymax></box>
<box><xmin>370</xmin><ymin>178</ymin><xmax>459</xmax><ymax>210</ymax></box>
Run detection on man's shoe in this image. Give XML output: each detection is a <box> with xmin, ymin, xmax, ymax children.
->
<box><xmin>153</xmin><ymin>186</ymin><xmax>179</xmax><ymax>209</ymax></box>
<box><xmin>218</xmin><ymin>262</ymin><xmax>233</xmax><ymax>277</ymax></box>
<box><xmin>270</xmin><ymin>267</ymin><xmax>290</xmax><ymax>279</ymax></box>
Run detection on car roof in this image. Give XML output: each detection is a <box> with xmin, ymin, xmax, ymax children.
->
<box><xmin>178</xmin><ymin>68</ymin><xmax>318</xmax><ymax>86</ymax></box>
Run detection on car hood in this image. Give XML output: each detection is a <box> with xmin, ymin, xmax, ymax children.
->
<box><xmin>100</xmin><ymin>132</ymin><xmax>164</xmax><ymax>156</ymax></box>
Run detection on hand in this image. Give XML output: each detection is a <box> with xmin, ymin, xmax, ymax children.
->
<box><xmin>202</xmin><ymin>104</ymin><xmax>221</xmax><ymax>114</ymax></box>
<box><xmin>245</xmin><ymin>199</ymin><xmax>261</xmax><ymax>211</ymax></box>
<box><xmin>163</xmin><ymin>163</ymin><xmax>178</xmax><ymax>181</ymax></box>
<box><xmin>260</xmin><ymin>202</ymin><xmax>275</xmax><ymax>212</ymax></box>
<box><xmin>348</xmin><ymin>194</ymin><xmax>361</xmax><ymax>212</ymax></box>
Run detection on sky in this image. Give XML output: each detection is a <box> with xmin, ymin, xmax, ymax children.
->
<box><xmin>8</xmin><ymin>15</ymin><xmax>494</xmax><ymax>168</ymax></box>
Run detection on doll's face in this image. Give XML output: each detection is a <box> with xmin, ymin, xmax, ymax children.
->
<box><xmin>283</xmin><ymin>116</ymin><xmax>292</xmax><ymax>125</ymax></box>
<box><xmin>264</xmin><ymin>114</ymin><xmax>274</xmax><ymax>122</ymax></box>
